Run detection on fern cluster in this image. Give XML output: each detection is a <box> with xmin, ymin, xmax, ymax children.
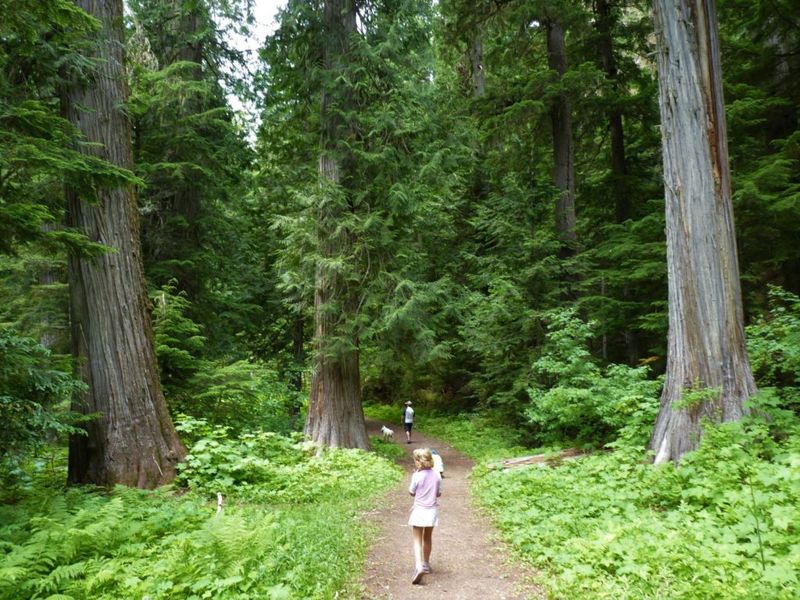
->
<box><xmin>0</xmin><ymin>434</ymin><xmax>401</xmax><ymax>600</ymax></box>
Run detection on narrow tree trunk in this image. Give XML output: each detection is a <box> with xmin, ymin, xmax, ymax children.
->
<box><xmin>546</xmin><ymin>19</ymin><xmax>578</xmax><ymax>259</ymax></box>
<box><xmin>595</xmin><ymin>0</ymin><xmax>638</xmax><ymax>362</ymax></box>
<box><xmin>136</xmin><ymin>0</ymin><xmax>205</xmax><ymax>296</ymax></box>
<box><xmin>469</xmin><ymin>35</ymin><xmax>486</xmax><ymax>98</ymax></box>
<box><xmin>649</xmin><ymin>0</ymin><xmax>757</xmax><ymax>463</ymax></box>
<box><xmin>166</xmin><ymin>0</ymin><xmax>203</xmax><ymax>232</ymax></box>
<box><xmin>468</xmin><ymin>30</ymin><xmax>488</xmax><ymax>207</ymax></box>
<box><xmin>595</xmin><ymin>0</ymin><xmax>628</xmax><ymax>223</ymax></box>
<box><xmin>38</xmin><ymin>264</ymin><xmax>60</xmax><ymax>350</ymax></box>
<box><xmin>292</xmin><ymin>315</ymin><xmax>305</xmax><ymax>392</ymax></box>
<box><xmin>37</xmin><ymin>224</ymin><xmax>63</xmax><ymax>350</ymax></box>
<box><xmin>62</xmin><ymin>0</ymin><xmax>185</xmax><ymax>487</ymax></box>
<box><xmin>305</xmin><ymin>0</ymin><xmax>369</xmax><ymax>450</ymax></box>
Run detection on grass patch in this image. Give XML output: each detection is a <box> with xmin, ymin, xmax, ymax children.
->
<box><xmin>369</xmin><ymin>435</ymin><xmax>406</xmax><ymax>461</ymax></box>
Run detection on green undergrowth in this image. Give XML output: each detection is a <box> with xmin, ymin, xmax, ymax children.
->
<box><xmin>0</xmin><ymin>420</ymin><xmax>401</xmax><ymax>600</ymax></box>
<box><xmin>369</xmin><ymin>435</ymin><xmax>406</xmax><ymax>461</ymax></box>
<box><xmin>470</xmin><ymin>407</ymin><xmax>800</xmax><ymax>599</ymax></box>
<box><xmin>364</xmin><ymin>403</ymin><xmax>529</xmax><ymax>460</ymax></box>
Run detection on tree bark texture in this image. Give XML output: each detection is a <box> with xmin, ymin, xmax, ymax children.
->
<box><xmin>469</xmin><ymin>35</ymin><xmax>486</xmax><ymax>98</ymax></box>
<box><xmin>305</xmin><ymin>0</ymin><xmax>369</xmax><ymax>450</ymax></box>
<box><xmin>649</xmin><ymin>0</ymin><xmax>757</xmax><ymax>463</ymax></box>
<box><xmin>62</xmin><ymin>0</ymin><xmax>185</xmax><ymax>487</ymax></box>
<box><xmin>546</xmin><ymin>19</ymin><xmax>578</xmax><ymax>258</ymax></box>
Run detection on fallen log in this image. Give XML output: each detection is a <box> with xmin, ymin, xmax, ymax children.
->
<box><xmin>489</xmin><ymin>448</ymin><xmax>586</xmax><ymax>471</ymax></box>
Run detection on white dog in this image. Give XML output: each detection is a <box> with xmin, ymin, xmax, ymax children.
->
<box><xmin>380</xmin><ymin>425</ymin><xmax>394</xmax><ymax>440</ymax></box>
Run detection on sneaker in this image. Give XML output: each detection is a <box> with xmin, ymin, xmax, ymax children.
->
<box><xmin>411</xmin><ymin>567</ymin><xmax>424</xmax><ymax>584</ymax></box>
<box><xmin>422</xmin><ymin>562</ymin><xmax>431</xmax><ymax>574</ymax></box>
<box><xmin>407</xmin><ymin>440</ymin><xmax>411</xmax><ymax>444</ymax></box>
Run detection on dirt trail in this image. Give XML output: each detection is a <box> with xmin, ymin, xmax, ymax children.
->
<box><xmin>360</xmin><ymin>420</ymin><xmax>542</xmax><ymax>600</ymax></box>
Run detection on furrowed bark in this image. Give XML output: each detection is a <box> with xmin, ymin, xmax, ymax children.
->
<box><xmin>649</xmin><ymin>0</ymin><xmax>757</xmax><ymax>463</ymax></box>
<box><xmin>62</xmin><ymin>0</ymin><xmax>185</xmax><ymax>487</ymax></box>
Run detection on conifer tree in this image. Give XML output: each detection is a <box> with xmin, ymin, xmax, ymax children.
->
<box><xmin>649</xmin><ymin>0</ymin><xmax>757</xmax><ymax>463</ymax></box>
<box><xmin>305</xmin><ymin>0</ymin><xmax>369</xmax><ymax>449</ymax></box>
<box><xmin>127</xmin><ymin>0</ymin><xmax>256</xmax><ymax>355</ymax></box>
<box><xmin>60</xmin><ymin>0</ymin><xmax>185</xmax><ymax>486</ymax></box>
<box><xmin>544</xmin><ymin>15</ymin><xmax>578</xmax><ymax>260</ymax></box>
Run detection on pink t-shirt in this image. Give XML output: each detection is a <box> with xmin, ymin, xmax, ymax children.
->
<box><xmin>409</xmin><ymin>468</ymin><xmax>442</xmax><ymax>508</ymax></box>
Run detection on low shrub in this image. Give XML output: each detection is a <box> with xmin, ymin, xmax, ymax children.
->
<box><xmin>369</xmin><ymin>435</ymin><xmax>406</xmax><ymax>461</ymax></box>
<box><xmin>525</xmin><ymin>308</ymin><xmax>661</xmax><ymax>447</ymax></box>
<box><xmin>473</xmin><ymin>405</ymin><xmax>800</xmax><ymax>599</ymax></box>
<box><xmin>175</xmin><ymin>416</ymin><xmax>401</xmax><ymax>504</ymax></box>
<box><xmin>183</xmin><ymin>360</ymin><xmax>304</xmax><ymax>433</ymax></box>
<box><xmin>746</xmin><ymin>285</ymin><xmax>800</xmax><ymax>412</ymax></box>
<box><xmin>0</xmin><ymin>329</ymin><xmax>86</xmax><ymax>495</ymax></box>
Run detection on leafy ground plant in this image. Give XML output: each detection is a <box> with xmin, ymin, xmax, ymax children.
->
<box><xmin>0</xmin><ymin>424</ymin><xmax>401</xmax><ymax>600</ymax></box>
<box><xmin>472</xmin><ymin>408</ymin><xmax>800</xmax><ymax>599</ymax></box>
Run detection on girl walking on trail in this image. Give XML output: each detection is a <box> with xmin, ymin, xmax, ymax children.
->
<box><xmin>408</xmin><ymin>448</ymin><xmax>442</xmax><ymax>584</ymax></box>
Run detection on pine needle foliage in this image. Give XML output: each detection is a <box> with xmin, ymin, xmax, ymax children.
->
<box><xmin>260</xmin><ymin>0</ymin><xmax>477</xmax><ymax>382</ymax></box>
<box><xmin>0</xmin><ymin>330</ymin><xmax>85</xmax><ymax>493</ymax></box>
<box><xmin>127</xmin><ymin>0</ymin><xmax>260</xmax><ymax>357</ymax></box>
<box><xmin>0</xmin><ymin>0</ymin><xmax>139</xmax><ymax>254</ymax></box>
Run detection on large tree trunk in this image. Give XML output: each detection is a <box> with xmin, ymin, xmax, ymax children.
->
<box><xmin>305</xmin><ymin>0</ymin><xmax>369</xmax><ymax>450</ymax></box>
<box><xmin>62</xmin><ymin>0</ymin><xmax>185</xmax><ymax>487</ymax></box>
<box><xmin>546</xmin><ymin>18</ymin><xmax>578</xmax><ymax>259</ymax></box>
<box><xmin>649</xmin><ymin>0</ymin><xmax>757</xmax><ymax>464</ymax></box>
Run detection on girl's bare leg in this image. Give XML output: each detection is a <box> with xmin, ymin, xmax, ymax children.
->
<box><xmin>412</xmin><ymin>526</ymin><xmax>425</xmax><ymax>569</ymax></box>
<box><xmin>422</xmin><ymin>527</ymin><xmax>433</xmax><ymax>564</ymax></box>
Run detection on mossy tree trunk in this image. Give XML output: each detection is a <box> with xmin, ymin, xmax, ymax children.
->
<box><xmin>649</xmin><ymin>0</ymin><xmax>757</xmax><ymax>463</ymax></box>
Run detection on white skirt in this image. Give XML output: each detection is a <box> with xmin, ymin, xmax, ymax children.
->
<box><xmin>408</xmin><ymin>505</ymin><xmax>439</xmax><ymax>528</ymax></box>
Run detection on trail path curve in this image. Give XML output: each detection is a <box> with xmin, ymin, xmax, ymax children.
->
<box><xmin>360</xmin><ymin>420</ymin><xmax>542</xmax><ymax>600</ymax></box>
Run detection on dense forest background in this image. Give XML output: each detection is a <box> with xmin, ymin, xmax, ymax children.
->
<box><xmin>1</xmin><ymin>0</ymin><xmax>799</xmax><ymax>597</ymax></box>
